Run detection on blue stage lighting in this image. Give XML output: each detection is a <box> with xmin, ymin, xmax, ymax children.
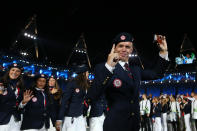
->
<box><xmin>88</xmin><ymin>73</ymin><xmax>95</xmax><ymax>80</ymax></box>
<box><xmin>72</xmin><ymin>72</ymin><xmax>78</xmax><ymax>78</ymax></box>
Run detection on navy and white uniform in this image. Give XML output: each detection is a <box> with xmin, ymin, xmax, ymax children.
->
<box><xmin>0</xmin><ymin>80</ymin><xmax>23</xmax><ymax>131</ymax></box>
<box><xmin>48</xmin><ymin>86</ymin><xmax>62</xmax><ymax>131</ymax></box>
<box><xmin>88</xmin><ymin>55</ymin><xmax>169</xmax><ymax>131</ymax></box>
<box><xmin>192</xmin><ymin>99</ymin><xmax>197</xmax><ymax>130</ymax></box>
<box><xmin>20</xmin><ymin>88</ymin><xmax>56</xmax><ymax>131</ymax></box>
<box><xmin>58</xmin><ymin>81</ymin><xmax>87</xmax><ymax>131</ymax></box>
<box><xmin>161</xmin><ymin>103</ymin><xmax>168</xmax><ymax>131</ymax></box>
<box><xmin>87</xmin><ymin>94</ymin><xmax>108</xmax><ymax>131</ymax></box>
<box><xmin>183</xmin><ymin>102</ymin><xmax>191</xmax><ymax>131</ymax></box>
<box><xmin>152</xmin><ymin>102</ymin><xmax>162</xmax><ymax>131</ymax></box>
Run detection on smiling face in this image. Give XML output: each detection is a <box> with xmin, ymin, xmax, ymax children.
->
<box><xmin>115</xmin><ymin>41</ymin><xmax>133</xmax><ymax>62</ymax></box>
<box><xmin>36</xmin><ymin>78</ymin><xmax>47</xmax><ymax>89</ymax></box>
<box><xmin>9</xmin><ymin>67</ymin><xmax>21</xmax><ymax>80</ymax></box>
<box><xmin>49</xmin><ymin>78</ymin><xmax>56</xmax><ymax>87</ymax></box>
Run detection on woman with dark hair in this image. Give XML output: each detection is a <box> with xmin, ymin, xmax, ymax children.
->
<box><xmin>0</xmin><ymin>63</ymin><xmax>25</xmax><ymax>131</ymax></box>
<box><xmin>56</xmin><ymin>66</ymin><xmax>90</xmax><ymax>131</ymax></box>
<box><xmin>48</xmin><ymin>75</ymin><xmax>62</xmax><ymax>131</ymax></box>
<box><xmin>20</xmin><ymin>74</ymin><xmax>56</xmax><ymax>131</ymax></box>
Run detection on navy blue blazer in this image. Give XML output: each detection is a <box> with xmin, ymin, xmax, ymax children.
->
<box><xmin>88</xmin><ymin>56</ymin><xmax>169</xmax><ymax>131</ymax></box>
<box><xmin>183</xmin><ymin>102</ymin><xmax>191</xmax><ymax>115</ymax></box>
<box><xmin>152</xmin><ymin>103</ymin><xmax>162</xmax><ymax>117</ymax></box>
<box><xmin>0</xmin><ymin>84</ymin><xmax>23</xmax><ymax>125</ymax></box>
<box><xmin>58</xmin><ymin>81</ymin><xmax>86</xmax><ymax>120</ymax></box>
<box><xmin>88</xmin><ymin>94</ymin><xmax>108</xmax><ymax>117</ymax></box>
<box><xmin>20</xmin><ymin>89</ymin><xmax>56</xmax><ymax>130</ymax></box>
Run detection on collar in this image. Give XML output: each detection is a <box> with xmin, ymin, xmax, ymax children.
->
<box><xmin>36</xmin><ymin>87</ymin><xmax>45</xmax><ymax>92</ymax></box>
<box><xmin>118</xmin><ymin>61</ymin><xmax>129</xmax><ymax>68</ymax></box>
<box><xmin>9</xmin><ymin>79</ymin><xmax>18</xmax><ymax>87</ymax></box>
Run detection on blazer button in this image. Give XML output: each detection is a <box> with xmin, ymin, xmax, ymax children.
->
<box><xmin>130</xmin><ymin>100</ymin><xmax>134</xmax><ymax>104</ymax></box>
<box><xmin>43</xmin><ymin>113</ymin><xmax>47</xmax><ymax>117</ymax></box>
<box><xmin>131</xmin><ymin>112</ymin><xmax>135</xmax><ymax>116</ymax></box>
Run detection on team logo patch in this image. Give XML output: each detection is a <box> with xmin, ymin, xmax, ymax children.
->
<box><xmin>113</xmin><ymin>79</ymin><xmax>122</xmax><ymax>88</ymax></box>
<box><xmin>32</xmin><ymin>97</ymin><xmax>37</xmax><ymax>102</ymax></box>
<box><xmin>120</xmin><ymin>35</ymin><xmax>126</xmax><ymax>40</ymax></box>
<box><xmin>13</xmin><ymin>63</ymin><xmax>17</xmax><ymax>66</ymax></box>
<box><xmin>3</xmin><ymin>90</ymin><xmax>8</xmax><ymax>95</ymax></box>
<box><xmin>75</xmin><ymin>88</ymin><xmax>80</xmax><ymax>93</ymax></box>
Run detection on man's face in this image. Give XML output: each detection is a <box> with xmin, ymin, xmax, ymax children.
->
<box><xmin>142</xmin><ymin>94</ymin><xmax>146</xmax><ymax>99</ymax></box>
<box><xmin>9</xmin><ymin>68</ymin><xmax>21</xmax><ymax>80</ymax></box>
<box><xmin>115</xmin><ymin>41</ymin><xmax>133</xmax><ymax>62</ymax></box>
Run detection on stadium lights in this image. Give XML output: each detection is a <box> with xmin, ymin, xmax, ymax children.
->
<box><xmin>21</xmin><ymin>52</ymin><xmax>29</xmax><ymax>56</ymax></box>
<box><xmin>129</xmin><ymin>54</ymin><xmax>138</xmax><ymax>57</ymax></box>
<box><xmin>74</xmin><ymin>48</ymin><xmax>87</xmax><ymax>54</ymax></box>
<box><xmin>24</xmin><ymin>32</ymin><xmax>37</xmax><ymax>40</ymax></box>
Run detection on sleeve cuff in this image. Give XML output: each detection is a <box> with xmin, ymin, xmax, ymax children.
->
<box><xmin>19</xmin><ymin>101</ymin><xmax>27</xmax><ymax>108</ymax></box>
<box><xmin>105</xmin><ymin>63</ymin><xmax>115</xmax><ymax>73</ymax></box>
<box><xmin>159</xmin><ymin>52</ymin><xmax>170</xmax><ymax>61</ymax></box>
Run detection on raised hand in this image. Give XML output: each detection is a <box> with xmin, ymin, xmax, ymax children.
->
<box><xmin>155</xmin><ymin>35</ymin><xmax>168</xmax><ymax>54</ymax></box>
<box><xmin>22</xmin><ymin>90</ymin><xmax>34</xmax><ymax>104</ymax></box>
<box><xmin>107</xmin><ymin>44</ymin><xmax>120</xmax><ymax>67</ymax></box>
<box><xmin>51</xmin><ymin>88</ymin><xmax>58</xmax><ymax>94</ymax></box>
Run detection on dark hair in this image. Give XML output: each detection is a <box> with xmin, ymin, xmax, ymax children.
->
<box><xmin>74</xmin><ymin>72</ymin><xmax>90</xmax><ymax>90</ymax></box>
<box><xmin>0</xmin><ymin>69</ymin><xmax>25</xmax><ymax>91</ymax></box>
<box><xmin>29</xmin><ymin>78</ymin><xmax>53</xmax><ymax>104</ymax></box>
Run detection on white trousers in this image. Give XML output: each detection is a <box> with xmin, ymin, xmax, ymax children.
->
<box><xmin>0</xmin><ymin>115</ymin><xmax>21</xmax><ymax>131</ymax></box>
<box><xmin>48</xmin><ymin>119</ymin><xmax>56</xmax><ymax>131</ymax></box>
<box><xmin>184</xmin><ymin>114</ymin><xmax>191</xmax><ymax>131</ymax></box>
<box><xmin>22</xmin><ymin>124</ymin><xmax>47</xmax><ymax>131</ymax></box>
<box><xmin>161</xmin><ymin>113</ymin><xmax>168</xmax><ymax>131</ymax></box>
<box><xmin>23</xmin><ymin>128</ymin><xmax>47</xmax><ymax>131</ymax></box>
<box><xmin>61</xmin><ymin>115</ymin><xmax>86</xmax><ymax>131</ymax></box>
<box><xmin>89</xmin><ymin>114</ymin><xmax>105</xmax><ymax>131</ymax></box>
<box><xmin>153</xmin><ymin>117</ymin><xmax>162</xmax><ymax>131</ymax></box>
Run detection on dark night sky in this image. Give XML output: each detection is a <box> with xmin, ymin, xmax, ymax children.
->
<box><xmin>1</xmin><ymin>1</ymin><xmax>197</xmax><ymax>68</ymax></box>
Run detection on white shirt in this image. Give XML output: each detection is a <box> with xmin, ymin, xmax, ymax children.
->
<box><xmin>140</xmin><ymin>99</ymin><xmax>151</xmax><ymax>115</ymax></box>
<box><xmin>170</xmin><ymin>101</ymin><xmax>181</xmax><ymax>117</ymax></box>
<box><xmin>192</xmin><ymin>99</ymin><xmax>197</xmax><ymax>119</ymax></box>
<box><xmin>105</xmin><ymin>61</ymin><xmax>128</xmax><ymax>73</ymax></box>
